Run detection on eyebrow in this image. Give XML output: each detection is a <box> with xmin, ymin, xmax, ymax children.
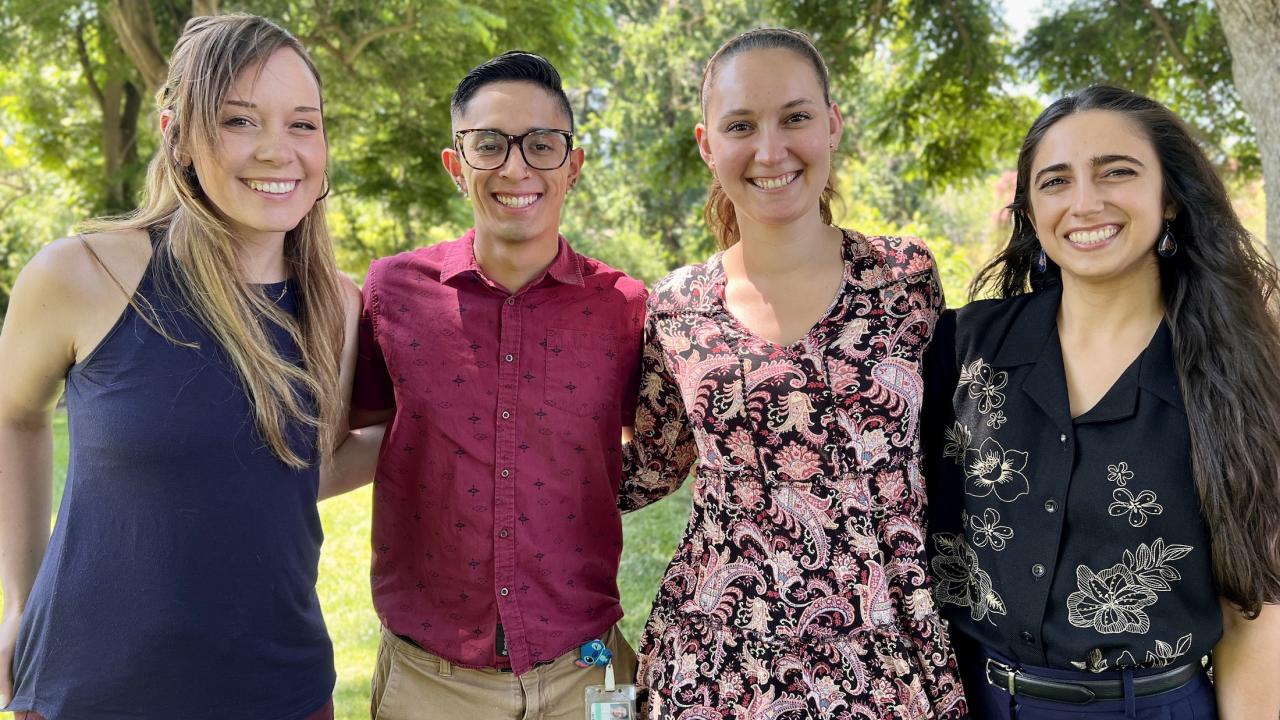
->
<box><xmin>225</xmin><ymin>100</ymin><xmax>321</xmax><ymax>113</ymax></box>
<box><xmin>1033</xmin><ymin>154</ymin><xmax>1145</xmax><ymax>184</ymax></box>
<box><xmin>718</xmin><ymin>97</ymin><xmax>816</xmax><ymax>121</ymax></box>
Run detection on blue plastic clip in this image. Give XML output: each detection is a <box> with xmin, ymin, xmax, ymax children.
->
<box><xmin>573</xmin><ymin>639</ymin><xmax>613</xmax><ymax>668</ymax></box>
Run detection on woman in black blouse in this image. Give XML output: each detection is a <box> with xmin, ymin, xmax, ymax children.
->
<box><xmin>924</xmin><ymin>85</ymin><xmax>1280</xmax><ymax>718</ymax></box>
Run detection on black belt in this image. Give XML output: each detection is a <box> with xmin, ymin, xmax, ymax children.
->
<box><xmin>985</xmin><ymin>657</ymin><xmax>1200</xmax><ymax>703</ymax></box>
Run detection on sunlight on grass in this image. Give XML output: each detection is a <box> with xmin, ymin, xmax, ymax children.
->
<box><xmin>1</xmin><ymin>412</ymin><xmax>692</xmax><ymax>720</ymax></box>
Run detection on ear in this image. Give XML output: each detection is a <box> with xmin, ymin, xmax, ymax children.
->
<box><xmin>441</xmin><ymin>147</ymin><xmax>464</xmax><ymax>184</ymax></box>
<box><xmin>566</xmin><ymin>146</ymin><xmax>585</xmax><ymax>186</ymax></box>
<box><xmin>827</xmin><ymin>102</ymin><xmax>844</xmax><ymax>149</ymax></box>
<box><xmin>695</xmin><ymin>123</ymin><xmax>714</xmax><ymax>170</ymax></box>
<box><xmin>1163</xmin><ymin>204</ymin><xmax>1178</xmax><ymax>221</ymax></box>
<box><xmin>159</xmin><ymin>109</ymin><xmax>175</xmax><ymax>135</ymax></box>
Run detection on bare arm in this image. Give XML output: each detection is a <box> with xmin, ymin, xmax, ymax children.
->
<box><xmin>1214</xmin><ymin>599</ymin><xmax>1280</xmax><ymax>719</ymax></box>
<box><xmin>0</xmin><ymin>240</ymin><xmax>96</xmax><ymax>705</ymax></box>
<box><xmin>318</xmin><ymin>275</ymin><xmax>383</xmax><ymax>500</ymax></box>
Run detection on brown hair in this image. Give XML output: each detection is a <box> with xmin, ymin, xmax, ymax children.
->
<box><xmin>700</xmin><ymin>28</ymin><xmax>838</xmax><ymax>250</ymax></box>
<box><xmin>81</xmin><ymin>13</ymin><xmax>345</xmax><ymax>468</ymax></box>
<box><xmin>973</xmin><ymin>85</ymin><xmax>1280</xmax><ymax>617</ymax></box>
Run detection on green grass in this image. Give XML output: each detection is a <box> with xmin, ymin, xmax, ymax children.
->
<box><xmin>1</xmin><ymin>412</ymin><xmax>692</xmax><ymax>719</ymax></box>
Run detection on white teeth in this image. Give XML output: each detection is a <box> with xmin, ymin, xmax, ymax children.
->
<box><xmin>1067</xmin><ymin>226</ymin><xmax>1120</xmax><ymax>245</ymax></box>
<box><xmin>749</xmin><ymin>172</ymin><xmax>799</xmax><ymax>190</ymax></box>
<box><xmin>246</xmin><ymin>179</ymin><xmax>297</xmax><ymax>194</ymax></box>
<box><xmin>495</xmin><ymin>194</ymin><xmax>538</xmax><ymax>208</ymax></box>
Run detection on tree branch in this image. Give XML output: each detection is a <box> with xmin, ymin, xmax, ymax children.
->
<box><xmin>74</xmin><ymin>21</ymin><xmax>106</xmax><ymax>110</ymax></box>
<box><xmin>1140</xmin><ymin>0</ymin><xmax>1213</xmax><ymax>97</ymax></box>
<box><xmin>305</xmin><ymin>9</ymin><xmax>418</xmax><ymax>69</ymax></box>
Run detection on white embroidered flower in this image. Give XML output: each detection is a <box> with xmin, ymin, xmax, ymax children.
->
<box><xmin>961</xmin><ymin>359</ymin><xmax>1009</xmax><ymax>414</ymax></box>
<box><xmin>1067</xmin><ymin>564</ymin><xmax>1158</xmax><ymax>634</ymax></box>
<box><xmin>1108</xmin><ymin>487</ymin><xmax>1163</xmax><ymax>528</ymax></box>
<box><xmin>968</xmin><ymin>507</ymin><xmax>1014</xmax><ymax>551</ymax></box>
<box><xmin>930</xmin><ymin>533</ymin><xmax>1007</xmax><ymax>623</ymax></box>
<box><xmin>963</xmin><ymin>437</ymin><xmax>1030</xmax><ymax>502</ymax></box>
<box><xmin>1107</xmin><ymin>462</ymin><xmax>1134</xmax><ymax>486</ymax></box>
<box><xmin>942</xmin><ymin>422</ymin><xmax>971</xmax><ymax>462</ymax></box>
<box><xmin>985</xmin><ymin>410</ymin><xmax>1007</xmax><ymax>429</ymax></box>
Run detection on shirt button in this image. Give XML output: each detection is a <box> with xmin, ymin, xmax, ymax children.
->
<box><xmin>1020</xmin><ymin>631</ymin><xmax>1035</xmax><ymax>645</ymax></box>
<box><xmin>1044</xmin><ymin>499</ymin><xmax>1058</xmax><ymax>513</ymax></box>
<box><xmin>499</xmin><ymin>529</ymin><xmax>509</xmax><ymax>538</ymax></box>
<box><xmin>500</xmin><ymin>469</ymin><xmax>510</xmax><ymax>478</ymax></box>
<box><xmin>500</xmin><ymin>587</ymin><xmax>510</xmax><ymax>596</ymax></box>
<box><xmin>1032</xmin><ymin>563</ymin><xmax>1047</xmax><ymax>578</ymax></box>
<box><xmin>1059</xmin><ymin>433</ymin><xmax>1067</xmax><ymax>443</ymax></box>
<box><xmin>501</xmin><ymin>410</ymin><xmax>511</xmax><ymax>420</ymax></box>
<box><xmin>505</xmin><ymin>354</ymin><xmax>515</xmax><ymax>363</ymax></box>
<box><xmin>505</xmin><ymin>297</ymin><xmax>515</xmax><ymax>306</ymax></box>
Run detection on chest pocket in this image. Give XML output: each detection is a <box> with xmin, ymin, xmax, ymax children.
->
<box><xmin>544</xmin><ymin>327</ymin><xmax>620</xmax><ymax>418</ymax></box>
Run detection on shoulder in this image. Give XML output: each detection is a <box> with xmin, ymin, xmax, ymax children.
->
<box><xmin>647</xmin><ymin>257</ymin><xmax>721</xmax><ymax>316</ymax></box>
<box><xmin>336</xmin><ymin>271</ymin><xmax>362</xmax><ymax>320</ymax></box>
<box><xmin>24</xmin><ymin>230</ymin><xmax>150</xmax><ymax>306</ymax></box>
<box><xmin>843</xmin><ymin>230</ymin><xmax>938</xmax><ymax>288</ymax></box>
<box><xmin>950</xmin><ymin>292</ymin><xmax>1048</xmax><ymax>357</ymax></box>
<box><xmin>577</xmin><ymin>252</ymin><xmax>648</xmax><ymax>304</ymax></box>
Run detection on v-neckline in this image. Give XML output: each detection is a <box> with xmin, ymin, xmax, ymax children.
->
<box><xmin>713</xmin><ymin>229</ymin><xmax>851</xmax><ymax>350</ymax></box>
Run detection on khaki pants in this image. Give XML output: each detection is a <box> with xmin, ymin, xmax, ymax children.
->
<box><xmin>370</xmin><ymin>625</ymin><xmax>637</xmax><ymax>720</ymax></box>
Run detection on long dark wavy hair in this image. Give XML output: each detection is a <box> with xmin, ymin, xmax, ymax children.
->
<box><xmin>699</xmin><ymin>28</ymin><xmax>838</xmax><ymax>250</ymax></box>
<box><xmin>973</xmin><ymin>85</ymin><xmax>1280</xmax><ymax>617</ymax></box>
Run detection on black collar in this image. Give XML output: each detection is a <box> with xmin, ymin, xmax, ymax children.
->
<box><xmin>989</xmin><ymin>287</ymin><xmax>1183</xmax><ymax>432</ymax></box>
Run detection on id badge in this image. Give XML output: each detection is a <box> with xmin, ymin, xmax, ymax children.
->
<box><xmin>585</xmin><ymin>661</ymin><xmax>636</xmax><ymax>720</ymax></box>
<box><xmin>585</xmin><ymin>685</ymin><xmax>636</xmax><ymax>720</ymax></box>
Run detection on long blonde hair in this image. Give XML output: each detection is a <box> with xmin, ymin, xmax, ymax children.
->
<box><xmin>700</xmin><ymin>28</ymin><xmax>838</xmax><ymax>250</ymax></box>
<box><xmin>81</xmin><ymin>13</ymin><xmax>344</xmax><ymax>468</ymax></box>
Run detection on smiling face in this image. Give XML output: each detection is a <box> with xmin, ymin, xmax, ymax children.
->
<box><xmin>1028</xmin><ymin>110</ymin><xmax>1172</xmax><ymax>289</ymax></box>
<box><xmin>442</xmin><ymin>81</ymin><xmax>583</xmax><ymax>248</ymax></box>
<box><xmin>190</xmin><ymin>47</ymin><xmax>326</xmax><ymax>246</ymax></box>
<box><xmin>696</xmin><ymin>47</ymin><xmax>842</xmax><ymax>232</ymax></box>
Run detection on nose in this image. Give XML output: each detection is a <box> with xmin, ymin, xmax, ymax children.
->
<box><xmin>253</xmin><ymin>126</ymin><xmax>290</xmax><ymax>165</ymax></box>
<box><xmin>1069</xmin><ymin>179</ymin><xmax>1104</xmax><ymax>216</ymax></box>
<box><xmin>498</xmin><ymin>142</ymin><xmax>532</xmax><ymax>180</ymax></box>
<box><xmin>754</xmin><ymin>127</ymin><xmax>788</xmax><ymax>166</ymax></box>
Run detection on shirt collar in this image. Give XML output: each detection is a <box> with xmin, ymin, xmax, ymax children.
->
<box><xmin>439</xmin><ymin>228</ymin><xmax>585</xmax><ymax>289</ymax></box>
<box><xmin>993</xmin><ymin>286</ymin><xmax>1182</xmax><ymax>430</ymax></box>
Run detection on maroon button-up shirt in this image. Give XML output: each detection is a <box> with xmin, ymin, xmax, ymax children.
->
<box><xmin>354</xmin><ymin>229</ymin><xmax>646</xmax><ymax>674</ymax></box>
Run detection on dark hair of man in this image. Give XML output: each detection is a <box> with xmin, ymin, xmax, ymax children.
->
<box><xmin>972</xmin><ymin>84</ymin><xmax>1280</xmax><ymax>618</ymax></box>
<box><xmin>699</xmin><ymin>28</ymin><xmax>840</xmax><ymax>250</ymax></box>
<box><xmin>450</xmin><ymin>50</ymin><xmax>574</xmax><ymax>132</ymax></box>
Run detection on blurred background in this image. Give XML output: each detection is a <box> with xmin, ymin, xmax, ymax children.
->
<box><xmin>0</xmin><ymin>1</ymin><xmax>1270</xmax><ymax>717</ymax></box>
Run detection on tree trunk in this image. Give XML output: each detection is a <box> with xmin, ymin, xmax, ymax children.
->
<box><xmin>105</xmin><ymin>0</ymin><xmax>168</xmax><ymax>93</ymax></box>
<box><xmin>1217</xmin><ymin>0</ymin><xmax>1280</xmax><ymax>256</ymax></box>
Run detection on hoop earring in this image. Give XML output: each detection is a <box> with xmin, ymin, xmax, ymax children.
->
<box><xmin>1035</xmin><ymin>246</ymin><xmax>1047</xmax><ymax>273</ymax></box>
<box><xmin>1157</xmin><ymin>220</ymin><xmax>1177</xmax><ymax>257</ymax></box>
<box><xmin>315</xmin><ymin>171</ymin><xmax>331</xmax><ymax>202</ymax></box>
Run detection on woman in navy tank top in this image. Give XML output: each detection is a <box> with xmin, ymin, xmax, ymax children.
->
<box><xmin>0</xmin><ymin>14</ymin><xmax>374</xmax><ymax>719</ymax></box>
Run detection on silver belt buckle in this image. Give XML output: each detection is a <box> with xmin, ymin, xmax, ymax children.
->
<box><xmin>985</xmin><ymin>657</ymin><xmax>1017</xmax><ymax>695</ymax></box>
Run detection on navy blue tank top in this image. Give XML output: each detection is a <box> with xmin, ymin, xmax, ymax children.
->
<box><xmin>8</xmin><ymin>231</ymin><xmax>334</xmax><ymax>719</ymax></box>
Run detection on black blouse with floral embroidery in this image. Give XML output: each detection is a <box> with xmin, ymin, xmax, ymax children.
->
<box><xmin>922</xmin><ymin>287</ymin><xmax>1220</xmax><ymax>672</ymax></box>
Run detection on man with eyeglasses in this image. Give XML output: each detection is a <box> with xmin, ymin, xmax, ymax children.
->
<box><xmin>349</xmin><ymin>51</ymin><xmax>645</xmax><ymax>719</ymax></box>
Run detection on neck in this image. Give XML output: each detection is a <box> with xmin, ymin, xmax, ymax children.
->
<box><xmin>733</xmin><ymin>210</ymin><xmax>840</xmax><ymax>277</ymax></box>
<box><xmin>1058</xmin><ymin>267</ymin><xmax>1164</xmax><ymax>341</ymax></box>
<box><xmin>472</xmin><ymin>228</ymin><xmax>561</xmax><ymax>294</ymax></box>
<box><xmin>237</xmin><ymin>230</ymin><xmax>289</xmax><ymax>283</ymax></box>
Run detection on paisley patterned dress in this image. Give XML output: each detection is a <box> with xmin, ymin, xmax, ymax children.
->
<box><xmin>621</xmin><ymin>230</ymin><xmax>966</xmax><ymax>719</ymax></box>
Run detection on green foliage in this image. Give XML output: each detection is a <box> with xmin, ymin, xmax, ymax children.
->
<box><xmin>1020</xmin><ymin>0</ymin><xmax>1256</xmax><ymax>172</ymax></box>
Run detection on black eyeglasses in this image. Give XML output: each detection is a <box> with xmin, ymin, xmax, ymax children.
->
<box><xmin>454</xmin><ymin>129</ymin><xmax>574</xmax><ymax>171</ymax></box>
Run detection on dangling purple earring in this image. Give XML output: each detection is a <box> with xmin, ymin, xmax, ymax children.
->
<box><xmin>1036</xmin><ymin>247</ymin><xmax>1047</xmax><ymax>273</ymax></box>
<box><xmin>1157</xmin><ymin>220</ymin><xmax>1177</xmax><ymax>258</ymax></box>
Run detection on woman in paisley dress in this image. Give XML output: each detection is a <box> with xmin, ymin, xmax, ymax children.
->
<box><xmin>620</xmin><ymin>28</ymin><xmax>966</xmax><ymax>720</ymax></box>
<box><xmin>923</xmin><ymin>86</ymin><xmax>1280</xmax><ymax>718</ymax></box>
